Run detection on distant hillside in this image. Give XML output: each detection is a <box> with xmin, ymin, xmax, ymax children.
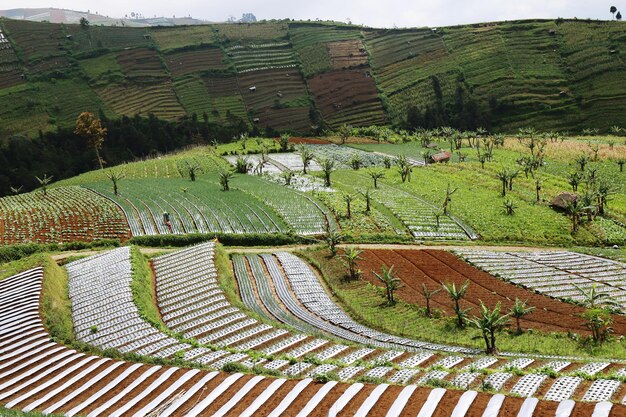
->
<box><xmin>0</xmin><ymin>8</ymin><xmax>206</xmax><ymax>27</ymax></box>
<box><xmin>0</xmin><ymin>18</ymin><xmax>625</xmax><ymax>136</ymax></box>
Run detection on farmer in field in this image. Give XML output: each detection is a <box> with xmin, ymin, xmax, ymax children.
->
<box><xmin>163</xmin><ymin>211</ymin><xmax>173</xmax><ymax>233</ymax></box>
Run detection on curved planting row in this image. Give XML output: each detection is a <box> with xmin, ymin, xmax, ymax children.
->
<box><xmin>0</xmin><ymin>259</ymin><xmax>624</xmax><ymax>415</ymax></box>
<box><xmin>336</xmin><ymin>171</ymin><xmax>475</xmax><ymax>240</ymax></box>
<box><xmin>457</xmin><ymin>250</ymin><xmax>626</xmax><ymax>313</ymax></box>
<box><xmin>87</xmin><ymin>178</ymin><xmax>289</xmax><ymax>236</ymax></box>
<box><xmin>0</xmin><ymin>186</ymin><xmax>131</xmax><ymax>245</ymax></box>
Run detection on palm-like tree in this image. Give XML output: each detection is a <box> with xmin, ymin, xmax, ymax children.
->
<box><xmin>373</xmin><ymin>265</ymin><xmax>402</xmax><ymax>305</ymax></box>
<box><xmin>341</xmin><ymin>247</ymin><xmax>363</xmax><ymax>280</ymax></box>
<box><xmin>106</xmin><ymin>170</ymin><xmax>126</xmax><ymax>196</ymax></box>
<box><xmin>324</xmin><ymin>223</ymin><xmax>343</xmax><ymax>256</ymax></box>
<box><xmin>342</xmin><ymin>193</ymin><xmax>355</xmax><ymax>219</ymax></box>
<box><xmin>421</xmin><ymin>283</ymin><xmax>441</xmax><ymax>317</ymax></box>
<box><xmin>316</xmin><ymin>157</ymin><xmax>335</xmax><ymax>187</ymax></box>
<box><xmin>35</xmin><ymin>174</ymin><xmax>53</xmax><ymax>196</ymax></box>
<box><xmin>368</xmin><ymin>169</ymin><xmax>385</xmax><ymax>189</ymax></box>
<box><xmin>509</xmin><ymin>298</ymin><xmax>535</xmax><ymax>334</ymax></box>
<box><xmin>219</xmin><ymin>168</ymin><xmax>234</xmax><ymax>191</ymax></box>
<box><xmin>281</xmin><ymin>169</ymin><xmax>295</xmax><ymax>186</ymax></box>
<box><xmin>443</xmin><ymin>280</ymin><xmax>471</xmax><ymax>328</ymax></box>
<box><xmin>338</xmin><ymin>123</ymin><xmax>351</xmax><ymax>144</ymax></box>
<box><xmin>574</xmin><ymin>284</ymin><xmax>620</xmax><ymax>310</ymax></box>
<box><xmin>468</xmin><ymin>301</ymin><xmax>510</xmax><ymax>354</ymax></box>
<box><xmin>564</xmin><ymin>198</ymin><xmax>588</xmax><ymax>233</ymax></box>
<box><xmin>299</xmin><ymin>145</ymin><xmax>315</xmax><ymax>174</ymax></box>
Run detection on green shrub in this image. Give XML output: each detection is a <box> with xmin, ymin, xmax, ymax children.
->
<box><xmin>222</xmin><ymin>361</ymin><xmax>249</xmax><ymax>373</ymax></box>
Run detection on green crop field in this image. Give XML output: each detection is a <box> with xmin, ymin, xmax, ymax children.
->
<box><xmin>0</xmin><ymin>19</ymin><xmax>625</xmax><ymax>133</ymax></box>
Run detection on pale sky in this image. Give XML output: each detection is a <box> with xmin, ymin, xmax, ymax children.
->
<box><xmin>0</xmin><ymin>0</ymin><xmax>620</xmax><ymax>28</ymax></box>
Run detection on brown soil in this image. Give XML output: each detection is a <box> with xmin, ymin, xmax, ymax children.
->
<box><xmin>1</xmin><ymin>355</ymin><xmax>89</xmax><ymax>404</ymax></box>
<box><xmin>132</xmin><ymin>370</ymin><xmax>205</xmax><ymax>414</ymax></box>
<box><xmin>246</xmin><ymin>380</ymin><xmax>302</xmax><ymax>416</ymax></box>
<box><xmin>307</xmin><ymin>69</ymin><xmax>386</xmax><ymax>128</ymax></box>
<box><xmin>78</xmin><ymin>364</ymin><xmax>151</xmax><ymax>415</ymax></box>
<box><xmin>357</xmin><ymin>249</ymin><xmax>626</xmax><ymax>335</ymax></box>
<box><xmin>337</xmin><ymin>383</ymin><xmax>375</xmax><ymax>417</ymax></box>
<box><xmin>91</xmin><ymin>365</ymin><xmax>167</xmax><ymax>415</ymax></box>
<box><xmin>35</xmin><ymin>360</ymin><xmax>115</xmax><ymax>410</ymax></box>
<box><xmin>53</xmin><ymin>361</ymin><xmax>132</xmax><ymax>414</ymax></box>
<box><xmin>307</xmin><ymin>383</ymin><xmax>349</xmax><ymax>416</ymax></box>
<box><xmin>196</xmin><ymin>374</ymin><xmax>258</xmax><ymax>417</ymax></box>
<box><xmin>498</xmin><ymin>396</ymin><xmax>525</xmax><ymax>415</ymax></box>
<box><xmin>328</xmin><ymin>39</ymin><xmax>369</xmax><ymax>70</ymax></box>
<box><xmin>172</xmin><ymin>372</ymin><xmax>232</xmax><ymax>415</ymax></box>
<box><xmin>288</xmin><ymin>137</ymin><xmax>330</xmax><ymax>144</ymax></box>
<box><xmin>571</xmin><ymin>401</ymin><xmax>600</xmax><ymax>417</ymax></box>
<box><xmin>367</xmin><ymin>384</ymin><xmax>405</xmax><ymax>417</ymax></box>
<box><xmin>397</xmin><ymin>386</ymin><xmax>432</xmax><ymax>417</ymax></box>
<box><xmin>464</xmin><ymin>392</ymin><xmax>493</xmax><ymax>417</ymax></box>
<box><xmin>165</xmin><ymin>47</ymin><xmax>228</xmax><ymax>77</ymax></box>
<box><xmin>532</xmin><ymin>399</ymin><xmax>560</xmax><ymax>415</ymax></box>
<box><xmin>609</xmin><ymin>403</ymin><xmax>626</xmax><ymax>416</ymax></box>
<box><xmin>432</xmin><ymin>390</ymin><xmax>464</xmax><ymax>417</ymax></box>
<box><xmin>278</xmin><ymin>382</ymin><xmax>324</xmax><ymax>416</ymax></box>
<box><xmin>221</xmin><ymin>378</ymin><xmax>274</xmax><ymax>416</ymax></box>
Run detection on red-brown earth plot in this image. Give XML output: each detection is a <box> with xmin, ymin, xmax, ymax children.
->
<box><xmin>307</xmin><ymin>69</ymin><xmax>386</xmax><ymax>128</ymax></box>
<box><xmin>357</xmin><ymin>249</ymin><xmax>626</xmax><ymax>335</ymax></box>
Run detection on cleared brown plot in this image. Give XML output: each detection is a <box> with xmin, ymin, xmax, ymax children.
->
<box><xmin>0</xmin><ymin>69</ymin><xmax>24</xmax><ymax>89</ymax></box>
<box><xmin>203</xmin><ymin>74</ymin><xmax>240</xmax><ymax>96</ymax></box>
<box><xmin>237</xmin><ymin>68</ymin><xmax>308</xmax><ymax>111</ymax></box>
<box><xmin>116</xmin><ymin>47</ymin><xmax>167</xmax><ymax>77</ymax></box>
<box><xmin>328</xmin><ymin>39</ymin><xmax>369</xmax><ymax>70</ymax></box>
<box><xmin>165</xmin><ymin>47</ymin><xmax>228</xmax><ymax>77</ymax></box>
<box><xmin>308</xmin><ymin>69</ymin><xmax>386</xmax><ymax>128</ymax></box>
<box><xmin>357</xmin><ymin>249</ymin><xmax>626</xmax><ymax>335</ymax></box>
<box><xmin>254</xmin><ymin>106</ymin><xmax>311</xmax><ymax>133</ymax></box>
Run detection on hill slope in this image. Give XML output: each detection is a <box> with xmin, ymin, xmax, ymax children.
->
<box><xmin>0</xmin><ymin>18</ymin><xmax>625</xmax><ymax>136</ymax></box>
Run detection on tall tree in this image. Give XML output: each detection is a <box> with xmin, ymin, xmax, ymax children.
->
<box><xmin>611</xmin><ymin>6</ymin><xmax>618</xmax><ymax>19</ymax></box>
<box><xmin>421</xmin><ymin>284</ymin><xmax>441</xmax><ymax>317</ymax></box>
<box><xmin>75</xmin><ymin>112</ymin><xmax>107</xmax><ymax>170</ymax></box>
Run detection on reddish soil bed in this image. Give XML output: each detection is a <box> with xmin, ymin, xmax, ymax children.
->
<box><xmin>307</xmin><ymin>69</ymin><xmax>386</xmax><ymax>128</ymax></box>
<box><xmin>357</xmin><ymin>249</ymin><xmax>626</xmax><ymax>335</ymax></box>
<box><xmin>328</xmin><ymin>39</ymin><xmax>369</xmax><ymax>70</ymax></box>
<box><xmin>287</xmin><ymin>137</ymin><xmax>330</xmax><ymax>144</ymax></box>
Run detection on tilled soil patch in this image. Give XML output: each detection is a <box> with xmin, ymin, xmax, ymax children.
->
<box><xmin>357</xmin><ymin>249</ymin><xmax>626</xmax><ymax>334</ymax></box>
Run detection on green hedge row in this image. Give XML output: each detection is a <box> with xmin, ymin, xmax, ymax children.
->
<box><xmin>129</xmin><ymin>232</ymin><xmax>309</xmax><ymax>247</ymax></box>
<box><xmin>0</xmin><ymin>239</ymin><xmax>121</xmax><ymax>263</ymax></box>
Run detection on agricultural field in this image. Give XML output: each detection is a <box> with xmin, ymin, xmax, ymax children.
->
<box><xmin>64</xmin><ymin>25</ymin><xmax>153</xmax><ymax>52</ymax></box>
<box><xmin>308</xmin><ymin>69</ymin><xmax>387</xmax><ymax>128</ymax></box>
<box><xmin>227</xmin><ymin>43</ymin><xmax>297</xmax><ymax>73</ymax></box>
<box><xmin>0</xmin><ymin>19</ymin><xmax>67</xmax><ymax>62</ymax></box>
<box><xmin>327</xmin><ymin>39</ymin><xmax>369</xmax><ymax>70</ymax></box>
<box><xmin>164</xmin><ymin>46</ymin><xmax>228</xmax><ymax>77</ymax></box>
<box><xmin>115</xmin><ymin>47</ymin><xmax>168</xmax><ymax>78</ymax></box>
<box><xmin>289</xmin><ymin>23</ymin><xmax>363</xmax><ymax>77</ymax></box>
<box><xmin>150</xmin><ymin>25</ymin><xmax>217</xmax><ymax>51</ymax></box>
<box><xmin>7</xmin><ymin>16</ymin><xmax>626</xmax><ymax>417</ymax></box>
<box><xmin>96</xmin><ymin>79</ymin><xmax>185</xmax><ymax>119</ymax></box>
<box><xmin>213</xmin><ymin>21</ymin><xmax>290</xmax><ymax>42</ymax></box>
<box><xmin>87</xmin><ymin>178</ymin><xmax>290</xmax><ymax>236</ymax></box>
<box><xmin>0</xmin><ymin>186</ymin><xmax>130</xmax><ymax>244</ymax></box>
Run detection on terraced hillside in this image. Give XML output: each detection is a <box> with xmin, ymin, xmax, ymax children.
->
<box><xmin>1</xmin><ymin>18</ymin><xmax>626</xmax><ymax>135</ymax></box>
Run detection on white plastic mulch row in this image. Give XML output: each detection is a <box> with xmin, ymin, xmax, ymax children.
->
<box><xmin>456</xmin><ymin>250</ymin><xmax>626</xmax><ymax>311</ymax></box>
